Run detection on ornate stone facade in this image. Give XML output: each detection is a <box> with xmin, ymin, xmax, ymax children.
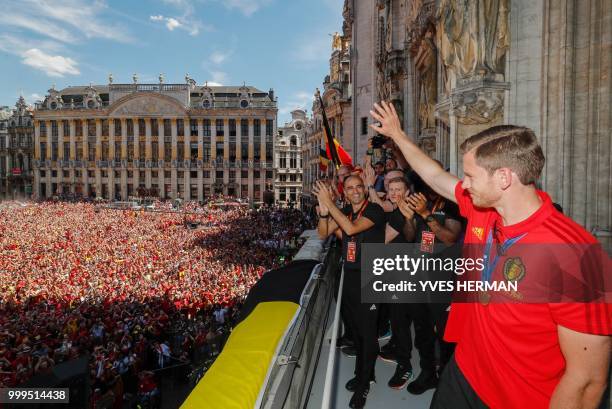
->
<box><xmin>0</xmin><ymin>97</ymin><xmax>34</xmax><ymax>199</ymax></box>
<box><xmin>274</xmin><ymin>110</ymin><xmax>305</xmax><ymax>207</ymax></box>
<box><xmin>344</xmin><ymin>0</ymin><xmax>610</xmax><ymax>248</ymax></box>
<box><xmin>32</xmin><ymin>79</ymin><xmax>277</xmax><ymax>203</ymax></box>
<box><xmin>301</xmin><ymin>26</ymin><xmax>353</xmax><ymax>209</ymax></box>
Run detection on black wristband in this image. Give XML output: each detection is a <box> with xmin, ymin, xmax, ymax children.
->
<box><xmin>319</xmin><ymin>214</ymin><xmax>329</xmax><ymax>219</ymax></box>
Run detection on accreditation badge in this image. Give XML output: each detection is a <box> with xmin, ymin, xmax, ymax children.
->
<box><xmin>420</xmin><ymin>231</ymin><xmax>435</xmax><ymax>253</ymax></box>
<box><xmin>346</xmin><ymin>239</ymin><xmax>357</xmax><ymax>262</ymax></box>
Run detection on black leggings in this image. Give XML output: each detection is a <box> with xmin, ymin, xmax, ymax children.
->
<box><xmin>341</xmin><ymin>270</ymin><xmax>379</xmax><ymax>388</ymax></box>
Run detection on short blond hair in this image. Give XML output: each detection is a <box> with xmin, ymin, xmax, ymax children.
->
<box><xmin>460</xmin><ymin>125</ymin><xmax>545</xmax><ymax>185</ymax></box>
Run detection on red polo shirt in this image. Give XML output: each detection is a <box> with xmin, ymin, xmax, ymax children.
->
<box><xmin>445</xmin><ymin>182</ymin><xmax>611</xmax><ymax>409</ymax></box>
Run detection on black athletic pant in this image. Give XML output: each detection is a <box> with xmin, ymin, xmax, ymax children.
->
<box><xmin>341</xmin><ymin>268</ymin><xmax>378</xmax><ymax>389</ymax></box>
<box><xmin>335</xmin><ymin>257</ymin><xmax>353</xmax><ymax>341</ymax></box>
<box><xmin>410</xmin><ymin>302</ymin><xmax>454</xmax><ymax>373</ymax></box>
<box><xmin>388</xmin><ymin>302</ymin><xmax>414</xmax><ymax>368</ymax></box>
<box><xmin>377</xmin><ymin>303</ymin><xmax>391</xmax><ymax>336</ymax></box>
<box><xmin>430</xmin><ymin>355</ymin><xmax>488</xmax><ymax>409</ymax></box>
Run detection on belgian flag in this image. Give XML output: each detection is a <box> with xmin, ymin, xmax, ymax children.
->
<box><xmin>316</xmin><ymin>89</ymin><xmax>352</xmax><ymax>169</ymax></box>
<box><xmin>319</xmin><ymin>148</ymin><xmax>330</xmax><ymax>172</ymax></box>
<box><xmin>182</xmin><ymin>260</ymin><xmax>320</xmax><ymax>409</ymax></box>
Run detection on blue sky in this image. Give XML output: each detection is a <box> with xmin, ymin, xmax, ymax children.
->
<box><xmin>0</xmin><ymin>0</ymin><xmax>344</xmax><ymax>123</ymax></box>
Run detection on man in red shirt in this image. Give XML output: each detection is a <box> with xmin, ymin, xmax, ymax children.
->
<box><xmin>370</xmin><ymin>101</ymin><xmax>611</xmax><ymax>409</ymax></box>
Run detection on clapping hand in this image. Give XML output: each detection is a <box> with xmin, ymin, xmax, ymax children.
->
<box><xmin>406</xmin><ymin>192</ymin><xmax>429</xmax><ymax>217</ymax></box>
<box><xmin>398</xmin><ymin>192</ymin><xmax>415</xmax><ymax>220</ymax></box>
<box><xmin>312</xmin><ymin>180</ymin><xmax>334</xmax><ymax>208</ymax></box>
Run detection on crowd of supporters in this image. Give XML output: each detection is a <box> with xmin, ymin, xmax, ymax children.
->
<box><xmin>0</xmin><ymin>200</ymin><xmax>307</xmax><ymax>408</ymax></box>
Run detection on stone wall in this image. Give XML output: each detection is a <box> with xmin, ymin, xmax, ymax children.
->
<box><xmin>538</xmin><ymin>0</ymin><xmax>611</xmax><ymax>247</ymax></box>
<box><xmin>352</xmin><ymin>0</ymin><xmax>376</xmax><ymax>159</ymax></box>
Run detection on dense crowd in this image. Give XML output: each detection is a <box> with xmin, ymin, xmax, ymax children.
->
<box><xmin>0</xmin><ymin>200</ymin><xmax>307</xmax><ymax>408</ymax></box>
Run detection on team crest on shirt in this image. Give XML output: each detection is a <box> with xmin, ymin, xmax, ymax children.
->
<box><xmin>503</xmin><ymin>257</ymin><xmax>526</xmax><ymax>282</ymax></box>
<box><xmin>471</xmin><ymin>227</ymin><xmax>484</xmax><ymax>241</ymax></box>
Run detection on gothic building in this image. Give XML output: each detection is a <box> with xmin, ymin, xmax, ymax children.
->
<box><xmin>339</xmin><ymin>0</ymin><xmax>611</xmax><ymax>248</ymax></box>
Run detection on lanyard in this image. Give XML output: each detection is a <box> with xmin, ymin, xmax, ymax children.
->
<box><xmin>348</xmin><ymin>201</ymin><xmax>368</xmax><ymax>241</ymax></box>
<box><xmin>482</xmin><ymin>228</ymin><xmax>527</xmax><ymax>282</ymax></box>
<box><xmin>349</xmin><ymin>200</ymin><xmax>368</xmax><ymax>222</ymax></box>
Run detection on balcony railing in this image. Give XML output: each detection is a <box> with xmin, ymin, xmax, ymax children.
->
<box><xmin>110</xmin><ymin>83</ymin><xmax>189</xmax><ymax>92</ymax></box>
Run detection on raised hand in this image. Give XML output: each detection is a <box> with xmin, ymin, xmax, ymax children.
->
<box><xmin>368</xmin><ymin>101</ymin><xmax>405</xmax><ymax>142</ymax></box>
<box><xmin>363</xmin><ymin>163</ymin><xmax>376</xmax><ymax>187</ymax></box>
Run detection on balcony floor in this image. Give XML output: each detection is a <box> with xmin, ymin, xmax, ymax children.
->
<box><xmin>306</xmin><ymin>299</ymin><xmax>434</xmax><ymax>409</ymax></box>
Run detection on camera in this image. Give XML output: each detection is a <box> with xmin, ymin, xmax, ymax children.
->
<box><xmin>370</xmin><ymin>133</ymin><xmax>389</xmax><ymax>149</ymax></box>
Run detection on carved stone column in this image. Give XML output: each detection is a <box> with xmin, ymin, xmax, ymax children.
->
<box><xmin>157</xmin><ymin>118</ymin><xmax>165</xmax><ymax>199</ymax></box>
<box><xmin>448</xmin><ymin>75</ymin><xmax>509</xmax><ymax>175</ymax></box>
<box><xmin>132</xmin><ymin>118</ymin><xmax>140</xmax><ymax>190</ymax></box>
<box><xmin>45</xmin><ymin>120</ymin><xmax>52</xmax><ymax>198</ymax></box>
<box><xmin>248</xmin><ymin>118</ymin><xmax>254</xmax><ymax>202</ymax></box>
<box><xmin>33</xmin><ymin>120</ymin><xmax>40</xmax><ymax>199</ymax></box>
<box><xmin>184</xmin><ymin>116</ymin><xmax>191</xmax><ymax>201</ymax></box>
<box><xmin>120</xmin><ymin>118</ymin><xmax>127</xmax><ymax>200</ymax></box>
<box><xmin>57</xmin><ymin>120</ymin><xmax>64</xmax><ymax>193</ymax></box>
<box><xmin>144</xmin><ymin>118</ymin><xmax>152</xmax><ymax>189</ymax></box>
<box><xmin>95</xmin><ymin>119</ymin><xmax>102</xmax><ymax>198</ymax></box>
<box><xmin>170</xmin><ymin>118</ymin><xmax>177</xmax><ymax>199</ymax></box>
<box><xmin>69</xmin><ymin>120</ymin><xmax>76</xmax><ymax>194</ymax></box>
<box><xmin>108</xmin><ymin>119</ymin><xmax>115</xmax><ymax>200</ymax></box>
<box><xmin>197</xmin><ymin>119</ymin><xmax>203</xmax><ymax>201</ymax></box>
<box><xmin>223</xmin><ymin>118</ymin><xmax>229</xmax><ymax>196</ymax></box>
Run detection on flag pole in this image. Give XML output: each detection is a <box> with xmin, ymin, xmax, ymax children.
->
<box><xmin>316</xmin><ymin>89</ymin><xmax>341</xmax><ymax>170</ymax></box>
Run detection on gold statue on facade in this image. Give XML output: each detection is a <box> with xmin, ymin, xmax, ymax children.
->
<box><xmin>331</xmin><ymin>32</ymin><xmax>343</xmax><ymax>51</ymax></box>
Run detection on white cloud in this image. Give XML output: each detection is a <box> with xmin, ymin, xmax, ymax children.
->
<box><xmin>0</xmin><ymin>13</ymin><xmax>76</xmax><ymax>44</ymax></box>
<box><xmin>29</xmin><ymin>93</ymin><xmax>44</xmax><ymax>103</ymax></box>
<box><xmin>209</xmin><ymin>71</ymin><xmax>228</xmax><ymax>85</ymax></box>
<box><xmin>165</xmin><ymin>17</ymin><xmax>182</xmax><ymax>31</ymax></box>
<box><xmin>210</xmin><ymin>50</ymin><xmax>231</xmax><ymax>65</ymax></box>
<box><xmin>0</xmin><ymin>34</ymin><xmax>64</xmax><ymax>55</ymax></box>
<box><xmin>0</xmin><ymin>0</ymin><xmax>133</xmax><ymax>44</ymax></box>
<box><xmin>21</xmin><ymin>48</ymin><xmax>80</xmax><ymax>77</ymax></box>
<box><xmin>207</xmin><ymin>82</ymin><xmax>223</xmax><ymax>87</ymax></box>
<box><xmin>150</xmin><ymin>15</ymin><xmax>184</xmax><ymax>31</ymax></box>
<box><xmin>222</xmin><ymin>0</ymin><xmax>273</xmax><ymax>16</ymax></box>
<box><xmin>279</xmin><ymin>91</ymin><xmax>314</xmax><ymax>115</ymax></box>
<box><xmin>153</xmin><ymin>0</ymin><xmax>214</xmax><ymax>36</ymax></box>
<box><xmin>292</xmin><ymin>35</ymin><xmax>331</xmax><ymax>62</ymax></box>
